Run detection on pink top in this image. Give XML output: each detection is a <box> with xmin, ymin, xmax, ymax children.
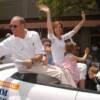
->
<box><xmin>62</xmin><ymin>53</ymin><xmax>80</xmax><ymax>84</ymax></box>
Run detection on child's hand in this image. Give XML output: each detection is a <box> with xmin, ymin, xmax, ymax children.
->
<box><xmin>85</xmin><ymin>47</ymin><xmax>90</xmax><ymax>54</ymax></box>
<box><xmin>42</xmin><ymin>55</ymin><xmax>48</xmax><ymax>65</ymax></box>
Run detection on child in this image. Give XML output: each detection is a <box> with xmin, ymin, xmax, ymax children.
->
<box><xmin>88</xmin><ymin>64</ymin><xmax>100</xmax><ymax>91</ymax></box>
<box><xmin>62</xmin><ymin>41</ymin><xmax>89</xmax><ymax>88</ymax></box>
<box><xmin>42</xmin><ymin>38</ymin><xmax>54</xmax><ymax>65</ymax></box>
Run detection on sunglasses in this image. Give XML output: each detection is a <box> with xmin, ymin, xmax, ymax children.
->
<box><xmin>9</xmin><ymin>25</ymin><xmax>18</xmax><ymax>28</ymax></box>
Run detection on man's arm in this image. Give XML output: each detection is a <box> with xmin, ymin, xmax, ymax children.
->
<box><xmin>23</xmin><ymin>54</ymin><xmax>43</xmax><ymax>69</ymax></box>
<box><xmin>31</xmin><ymin>54</ymin><xmax>43</xmax><ymax>63</ymax></box>
<box><xmin>23</xmin><ymin>32</ymin><xmax>44</xmax><ymax>68</ymax></box>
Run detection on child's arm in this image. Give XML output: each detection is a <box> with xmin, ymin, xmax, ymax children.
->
<box><xmin>73</xmin><ymin>47</ymin><xmax>90</xmax><ymax>61</ymax></box>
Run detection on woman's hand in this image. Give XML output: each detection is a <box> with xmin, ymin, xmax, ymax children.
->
<box><xmin>81</xmin><ymin>11</ymin><xmax>86</xmax><ymax>21</ymax></box>
<box><xmin>39</xmin><ymin>4</ymin><xmax>50</xmax><ymax>13</ymax></box>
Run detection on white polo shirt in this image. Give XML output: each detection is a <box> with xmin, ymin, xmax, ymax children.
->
<box><xmin>48</xmin><ymin>30</ymin><xmax>76</xmax><ymax>64</ymax></box>
<box><xmin>0</xmin><ymin>30</ymin><xmax>44</xmax><ymax>72</ymax></box>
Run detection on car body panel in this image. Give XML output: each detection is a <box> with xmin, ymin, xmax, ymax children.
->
<box><xmin>76</xmin><ymin>91</ymin><xmax>100</xmax><ymax>100</ymax></box>
<box><xmin>0</xmin><ymin>63</ymin><xmax>100</xmax><ymax>100</ymax></box>
<box><xmin>0</xmin><ymin>64</ymin><xmax>78</xmax><ymax>100</ymax></box>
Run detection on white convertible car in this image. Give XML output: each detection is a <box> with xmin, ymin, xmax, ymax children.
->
<box><xmin>0</xmin><ymin>63</ymin><xmax>100</xmax><ymax>100</ymax></box>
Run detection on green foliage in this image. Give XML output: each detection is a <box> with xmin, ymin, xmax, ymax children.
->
<box><xmin>36</xmin><ymin>0</ymin><xmax>98</xmax><ymax>18</ymax></box>
<box><xmin>36</xmin><ymin>0</ymin><xmax>64</xmax><ymax>18</ymax></box>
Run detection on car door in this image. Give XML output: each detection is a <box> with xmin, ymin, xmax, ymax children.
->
<box><xmin>10</xmin><ymin>72</ymin><xmax>79</xmax><ymax>100</ymax></box>
<box><xmin>76</xmin><ymin>89</ymin><xmax>100</xmax><ymax>100</ymax></box>
<box><xmin>26</xmin><ymin>84</ymin><xmax>79</xmax><ymax>100</ymax></box>
<box><xmin>0</xmin><ymin>65</ymin><xmax>78</xmax><ymax>100</ymax></box>
<box><xmin>0</xmin><ymin>76</ymin><xmax>79</xmax><ymax>100</ymax></box>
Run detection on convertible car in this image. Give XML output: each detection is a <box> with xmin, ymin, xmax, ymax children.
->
<box><xmin>0</xmin><ymin>63</ymin><xmax>100</xmax><ymax>100</ymax></box>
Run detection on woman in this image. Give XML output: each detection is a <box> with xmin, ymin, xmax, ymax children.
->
<box><xmin>39</xmin><ymin>5</ymin><xmax>86</xmax><ymax>88</ymax></box>
<box><xmin>39</xmin><ymin>5</ymin><xmax>86</xmax><ymax>64</ymax></box>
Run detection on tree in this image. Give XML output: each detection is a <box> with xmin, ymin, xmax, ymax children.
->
<box><xmin>36</xmin><ymin>0</ymin><xmax>99</xmax><ymax>18</ymax></box>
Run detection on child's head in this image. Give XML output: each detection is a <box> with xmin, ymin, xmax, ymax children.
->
<box><xmin>42</xmin><ymin>38</ymin><xmax>51</xmax><ymax>53</ymax></box>
<box><xmin>65</xmin><ymin>41</ymin><xmax>76</xmax><ymax>53</ymax></box>
<box><xmin>88</xmin><ymin>64</ymin><xmax>99</xmax><ymax>79</ymax></box>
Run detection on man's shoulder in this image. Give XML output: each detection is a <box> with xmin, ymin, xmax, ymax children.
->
<box><xmin>28</xmin><ymin>30</ymin><xmax>38</xmax><ymax>35</ymax></box>
<box><xmin>4</xmin><ymin>35</ymin><xmax>14</xmax><ymax>41</ymax></box>
<box><xmin>27</xmin><ymin>30</ymin><xmax>39</xmax><ymax>37</ymax></box>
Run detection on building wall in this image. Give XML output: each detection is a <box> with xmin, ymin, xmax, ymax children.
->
<box><xmin>0</xmin><ymin>0</ymin><xmax>100</xmax><ymax>50</ymax></box>
<box><xmin>80</xmin><ymin>29</ymin><xmax>90</xmax><ymax>49</ymax></box>
<box><xmin>0</xmin><ymin>0</ymin><xmax>38</xmax><ymax>20</ymax></box>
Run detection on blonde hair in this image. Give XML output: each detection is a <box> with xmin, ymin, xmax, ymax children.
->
<box><xmin>53</xmin><ymin>21</ymin><xmax>63</xmax><ymax>29</ymax></box>
<box><xmin>52</xmin><ymin>21</ymin><xmax>64</xmax><ymax>36</ymax></box>
<box><xmin>65</xmin><ymin>41</ymin><xmax>76</xmax><ymax>53</ymax></box>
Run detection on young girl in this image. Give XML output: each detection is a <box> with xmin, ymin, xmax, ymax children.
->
<box><xmin>62</xmin><ymin>41</ymin><xmax>89</xmax><ymax>87</ymax></box>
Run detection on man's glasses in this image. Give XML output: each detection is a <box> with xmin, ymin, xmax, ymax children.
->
<box><xmin>9</xmin><ymin>25</ymin><xmax>18</xmax><ymax>28</ymax></box>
